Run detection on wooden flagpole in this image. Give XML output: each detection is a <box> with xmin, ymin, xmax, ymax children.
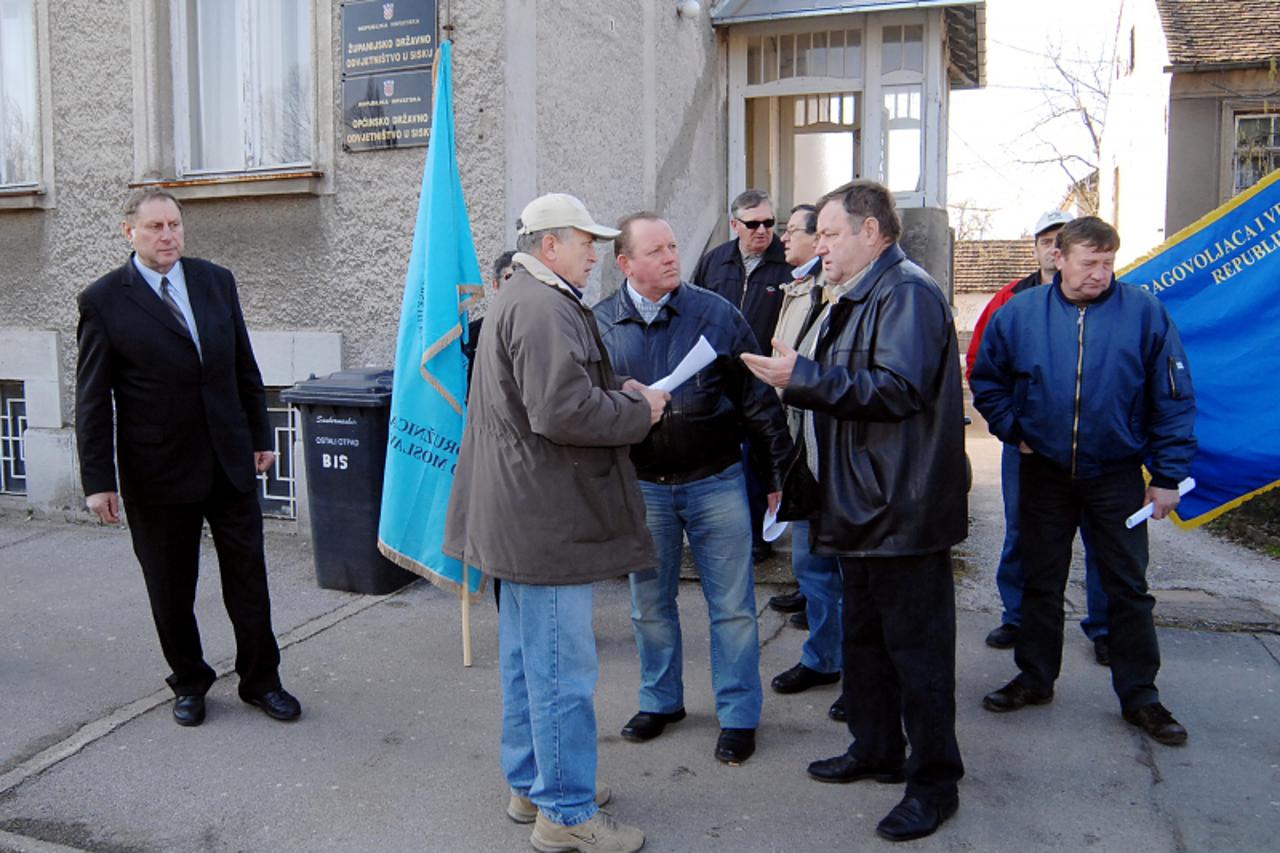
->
<box><xmin>461</xmin><ymin>564</ymin><xmax>473</xmax><ymax>667</ymax></box>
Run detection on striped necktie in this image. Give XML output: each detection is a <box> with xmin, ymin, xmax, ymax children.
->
<box><xmin>159</xmin><ymin>277</ymin><xmax>192</xmax><ymax>339</ymax></box>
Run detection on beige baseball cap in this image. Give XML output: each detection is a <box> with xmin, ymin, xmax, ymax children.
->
<box><xmin>517</xmin><ymin>193</ymin><xmax>621</xmax><ymax>239</ymax></box>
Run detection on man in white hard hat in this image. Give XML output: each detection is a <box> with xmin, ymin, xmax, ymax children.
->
<box><xmin>965</xmin><ymin>210</ymin><xmax>1111</xmax><ymax>667</ymax></box>
<box><xmin>445</xmin><ymin>193</ymin><xmax>669</xmax><ymax>853</ymax></box>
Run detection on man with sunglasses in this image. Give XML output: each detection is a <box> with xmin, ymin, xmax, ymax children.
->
<box><xmin>693</xmin><ymin>189</ymin><xmax>793</xmax><ymax>562</ymax></box>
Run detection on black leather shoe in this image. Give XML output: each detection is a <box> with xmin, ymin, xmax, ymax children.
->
<box><xmin>807</xmin><ymin>750</ymin><xmax>904</xmax><ymax>784</ymax></box>
<box><xmin>788</xmin><ymin>611</ymin><xmax>809</xmax><ymax>630</ymax></box>
<box><xmin>876</xmin><ymin>794</ymin><xmax>959</xmax><ymax>842</ymax></box>
<box><xmin>715</xmin><ymin>728</ymin><xmax>755</xmax><ymax>765</ymax></box>
<box><xmin>828</xmin><ymin>698</ymin><xmax>847</xmax><ymax>722</ymax></box>
<box><xmin>767</xmin><ymin>590</ymin><xmax>807</xmax><ymax>613</ymax></box>
<box><xmin>1093</xmin><ymin>636</ymin><xmax>1111</xmax><ymax>666</ymax></box>
<box><xmin>620</xmin><ymin>708</ymin><xmax>686</xmax><ymax>742</ymax></box>
<box><xmin>173</xmin><ymin>695</ymin><xmax>205</xmax><ymax>727</ymax></box>
<box><xmin>982</xmin><ymin>678</ymin><xmax>1053</xmax><ymax>712</ymax></box>
<box><xmin>771</xmin><ymin>663</ymin><xmax>840</xmax><ymax>694</ymax></box>
<box><xmin>752</xmin><ymin>543</ymin><xmax>774</xmax><ymax>564</ymax></box>
<box><xmin>242</xmin><ymin>688</ymin><xmax>302</xmax><ymax>721</ymax></box>
<box><xmin>985</xmin><ymin>623</ymin><xmax>1019</xmax><ymax>649</ymax></box>
<box><xmin>1123</xmin><ymin>702</ymin><xmax>1188</xmax><ymax>746</ymax></box>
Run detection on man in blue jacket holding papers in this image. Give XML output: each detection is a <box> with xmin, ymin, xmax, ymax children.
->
<box><xmin>595</xmin><ymin>212</ymin><xmax>791</xmax><ymax>767</ymax></box>
<box><xmin>970</xmin><ymin>216</ymin><xmax>1197</xmax><ymax>747</ymax></box>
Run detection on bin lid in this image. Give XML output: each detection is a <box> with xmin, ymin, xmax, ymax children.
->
<box><xmin>280</xmin><ymin>369</ymin><xmax>395</xmax><ymax>408</ymax></box>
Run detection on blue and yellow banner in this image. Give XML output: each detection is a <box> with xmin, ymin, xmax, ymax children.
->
<box><xmin>377</xmin><ymin>41</ymin><xmax>484</xmax><ymax>592</ymax></box>
<box><xmin>1120</xmin><ymin>169</ymin><xmax>1280</xmax><ymax>527</ymax></box>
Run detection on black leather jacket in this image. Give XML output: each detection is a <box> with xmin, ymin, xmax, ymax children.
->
<box><xmin>595</xmin><ymin>283</ymin><xmax>792</xmax><ymax>487</ymax></box>
<box><xmin>782</xmin><ymin>244</ymin><xmax>968</xmax><ymax>557</ymax></box>
<box><xmin>692</xmin><ymin>235</ymin><xmax>792</xmax><ymax>356</ymax></box>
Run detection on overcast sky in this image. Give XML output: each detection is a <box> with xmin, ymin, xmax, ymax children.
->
<box><xmin>948</xmin><ymin>0</ymin><xmax>1124</xmax><ymax>238</ymax></box>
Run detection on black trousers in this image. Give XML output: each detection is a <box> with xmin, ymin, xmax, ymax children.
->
<box><xmin>124</xmin><ymin>469</ymin><xmax>282</xmax><ymax>698</ymax></box>
<box><xmin>838</xmin><ymin>550</ymin><xmax>964</xmax><ymax>805</ymax></box>
<box><xmin>1015</xmin><ymin>454</ymin><xmax>1160</xmax><ymax>711</ymax></box>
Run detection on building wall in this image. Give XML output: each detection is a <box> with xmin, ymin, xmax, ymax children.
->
<box><xmin>1098</xmin><ymin>0</ymin><xmax>1170</xmax><ymax>266</ymax></box>
<box><xmin>1165</xmin><ymin>68</ymin><xmax>1278</xmax><ymax>235</ymax></box>
<box><xmin>1165</xmin><ymin>95</ymin><xmax>1222</xmax><ymax>235</ymax></box>
<box><xmin>0</xmin><ymin>0</ymin><xmax>725</xmax><ymax>514</ymax></box>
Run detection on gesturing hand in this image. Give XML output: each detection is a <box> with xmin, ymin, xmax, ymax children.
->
<box><xmin>741</xmin><ymin>338</ymin><xmax>799</xmax><ymax>389</ymax></box>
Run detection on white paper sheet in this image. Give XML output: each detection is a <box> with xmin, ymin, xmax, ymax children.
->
<box><xmin>1124</xmin><ymin>477</ymin><xmax>1195</xmax><ymax>528</ymax></box>
<box><xmin>649</xmin><ymin>335</ymin><xmax>717</xmax><ymax>393</ymax></box>
<box><xmin>762</xmin><ymin>506</ymin><xmax>789</xmax><ymax>542</ymax></box>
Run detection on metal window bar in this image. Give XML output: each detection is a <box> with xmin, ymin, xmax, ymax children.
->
<box><xmin>1234</xmin><ymin>114</ymin><xmax>1280</xmax><ymax>194</ymax></box>
<box><xmin>258</xmin><ymin>389</ymin><xmax>298</xmax><ymax>519</ymax></box>
<box><xmin>0</xmin><ymin>382</ymin><xmax>27</xmax><ymax>496</ymax></box>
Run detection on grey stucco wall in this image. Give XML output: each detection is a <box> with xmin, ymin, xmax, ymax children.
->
<box><xmin>533</xmin><ymin>2</ymin><xmax>724</xmax><ymax>302</ymax></box>
<box><xmin>0</xmin><ymin>0</ymin><xmax>726</xmax><ymax>510</ymax></box>
<box><xmin>1164</xmin><ymin>68</ymin><xmax>1280</xmax><ymax>236</ymax></box>
<box><xmin>1165</xmin><ymin>97</ymin><xmax>1221</xmax><ymax>237</ymax></box>
<box><xmin>0</xmin><ymin>0</ymin><xmax>724</xmax><ymax>405</ymax></box>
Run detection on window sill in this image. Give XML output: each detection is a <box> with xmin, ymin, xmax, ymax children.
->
<box><xmin>130</xmin><ymin>170</ymin><xmax>329</xmax><ymax>201</ymax></box>
<box><xmin>0</xmin><ymin>188</ymin><xmax>48</xmax><ymax>210</ymax></box>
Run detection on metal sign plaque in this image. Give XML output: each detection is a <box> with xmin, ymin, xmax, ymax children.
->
<box><xmin>342</xmin><ymin>69</ymin><xmax>433</xmax><ymax>152</ymax></box>
<box><xmin>341</xmin><ymin>0</ymin><xmax>436</xmax><ymax>78</ymax></box>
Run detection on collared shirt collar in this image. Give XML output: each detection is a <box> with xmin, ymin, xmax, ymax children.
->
<box><xmin>131</xmin><ymin>254</ymin><xmax>202</xmax><ymax>358</ymax></box>
<box><xmin>837</xmin><ymin>243</ymin><xmax>905</xmax><ymax>303</ymax></box>
<box><xmin>792</xmin><ymin>255</ymin><xmax>820</xmax><ymax>280</ymax></box>
<box><xmin>625</xmin><ymin>281</ymin><xmax>674</xmax><ymax>325</ymax></box>
<box><xmin>132</xmin><ymin>253</ymin><xmax>185</xmax><ymax>292</ymax></box>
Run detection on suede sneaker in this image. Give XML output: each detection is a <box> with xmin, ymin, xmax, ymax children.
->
<box><xmin>530</xmin><ymin>811</ymin><xmax>644</xmax><ymax>853</ymax></box>
<box><xmin>508</xmin><ymin>785</ymin><xmax>613</xmax><ymax>824</ymax></box>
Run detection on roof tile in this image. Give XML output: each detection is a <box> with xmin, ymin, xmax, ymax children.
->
<box><xmin>954</xmin><ymin>239</ymin><xmax>1036</xmax><ymax>293</ymax></box>
<box><xmin>1156</xmin><ymin>0</ymin><xmax>1280</xmax><ymax>67</ymax></box>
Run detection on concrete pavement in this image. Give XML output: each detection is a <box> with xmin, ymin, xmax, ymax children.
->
<box><xmin>0</xmin><ymin>427</ymin><xmax>1278</xmax><ymax>852</ymax></box>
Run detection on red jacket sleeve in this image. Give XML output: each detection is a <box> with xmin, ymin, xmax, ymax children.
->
<box><xmin>965</xmin><ymin>277</ymin><xmax>1021</xmax><ymax>385</ymax></box>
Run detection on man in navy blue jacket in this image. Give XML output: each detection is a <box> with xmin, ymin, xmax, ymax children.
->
<box><xmin>971</xmin><ymin>217</ymin><xmax>1196</xmax><ymax>747</ymax></box>
<box><xmin>692</xmin><ymin>190</ymin><xmax>794</xmax><ymax>563</ymax></box>
<box><xmin>596</xmin><ymin>212</ymin><xmax>791</xmax><ymax>767</ymax></box>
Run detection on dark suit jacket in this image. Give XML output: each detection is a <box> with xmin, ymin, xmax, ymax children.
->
<box><xmin>76</xmin><ymin>255</ymin><xmax>271</xmax><ymax>504</ymax></box>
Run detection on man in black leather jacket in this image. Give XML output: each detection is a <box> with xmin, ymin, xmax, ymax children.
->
<box><xmin>596</xmin><ymin>213</ymin><xmax>792</xmax><ymax>767</ymax></box>
<box><xmin>743</xmin><ymin>181</ymin><xmax>967</xmax><ymax>843</ymax></box>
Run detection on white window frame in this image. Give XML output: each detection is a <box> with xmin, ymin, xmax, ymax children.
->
<box><xmin>727</xmin><ymin>9</ymin><xmax>946</xmax><ymax>216</ymax></box>
<box><xmin>0</xmin><ymin>0</ymin><xmax>55</xmax><ymax>210</ymax></box>
<box><xmin>170</xmin><ymin>0</ymin><xmax>314</xmax><ymax>179</ymax></box>
<box><xmin>1227</xmin><ymin>107</ymin><xmax>1280</xmax><ymax>199</ymax></box>
<box><xmin>128</xmin><ymin>0</ymin><xmax>333</xmax><ymax>200</ymax></box>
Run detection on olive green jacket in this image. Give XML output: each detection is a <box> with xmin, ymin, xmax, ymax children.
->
<box><xmin>443</xmin><ymin>253</ymin><xmax>656</xmax><ymax>584</ymax></box>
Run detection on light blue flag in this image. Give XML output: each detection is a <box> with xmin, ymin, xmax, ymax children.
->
<box><xmin>1119</xmin><ymin>168</ymin><xmax>1280</xmax><ymax>527</ymax></box>
<box><xmin>377</xmin><ymin>41</ymin><xmax>484</xmax><ymax>592</ymax></box>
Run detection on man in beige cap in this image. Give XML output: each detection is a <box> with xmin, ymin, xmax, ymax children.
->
<box><xmin>445</xmin><ymin>193</ymin><xmax>668</xmax><ymax>853</ymax></box>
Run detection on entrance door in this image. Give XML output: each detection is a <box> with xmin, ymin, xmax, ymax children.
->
<box><xmin>746</xmin><ymin>92</ymin><xmax>861</xmax><ymax>214</ymax></box>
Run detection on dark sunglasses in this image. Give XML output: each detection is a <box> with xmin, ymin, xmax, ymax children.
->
<box><xmin>737</xmin><ymin>218</ymin><xmax>776</xmax><ymax>231</ymax></box>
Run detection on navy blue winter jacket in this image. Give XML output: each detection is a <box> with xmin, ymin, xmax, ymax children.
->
<box><xmin>691</xmin><ymin>235</ymin><xmax>792</xmax><ymax>356</ymax></box>
<box><xmin>970</xmin><ymin>276</ymin><xmax>1196</xmax><ymax>488</ymax></box>
<box><xmin>594</xmin><ymin>283</ymin><xmax>792</xmax><ymax>488</ymax></box>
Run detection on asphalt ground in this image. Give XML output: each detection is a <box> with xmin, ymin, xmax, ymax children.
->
<box><xmin>0</xmin><ymin>427</ymin><xmax>1277</xmax><ymax>852</ymax></box>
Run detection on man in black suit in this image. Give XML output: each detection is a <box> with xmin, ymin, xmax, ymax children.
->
<box><xmin>76</xmin><ymin>188</ymin><xmax>300</xmax><ymax>727</ymax></box>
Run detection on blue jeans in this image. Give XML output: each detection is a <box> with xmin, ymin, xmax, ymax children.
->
<box><xmin>632</xmin><ymin>463</ymin><xmax>763</xmax><ymax>728</ymax></box>
<box><xmin>499</xmin><ymin>580</ymin><xmax>598</xmax><ymax>827</ymax></box>
<box><xmin>998</xmin><ymin>443</ymin><xmax>1109</xmax><ymax>640</ymax></box>
<box><xmin>790</xmin><ymin>520</ymin><xmax>842</xmax><ymax>674</ymax></box>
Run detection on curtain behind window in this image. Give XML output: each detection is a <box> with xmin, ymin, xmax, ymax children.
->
<box><xmin>183</xmin><ymin>0</ymin><xmax>312</xmax><ymax>174</ymax></box>
<box><xmin>0</xmin><ymin>0</ymin><xmax>38</xmax><ymax>187</ymax></box>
